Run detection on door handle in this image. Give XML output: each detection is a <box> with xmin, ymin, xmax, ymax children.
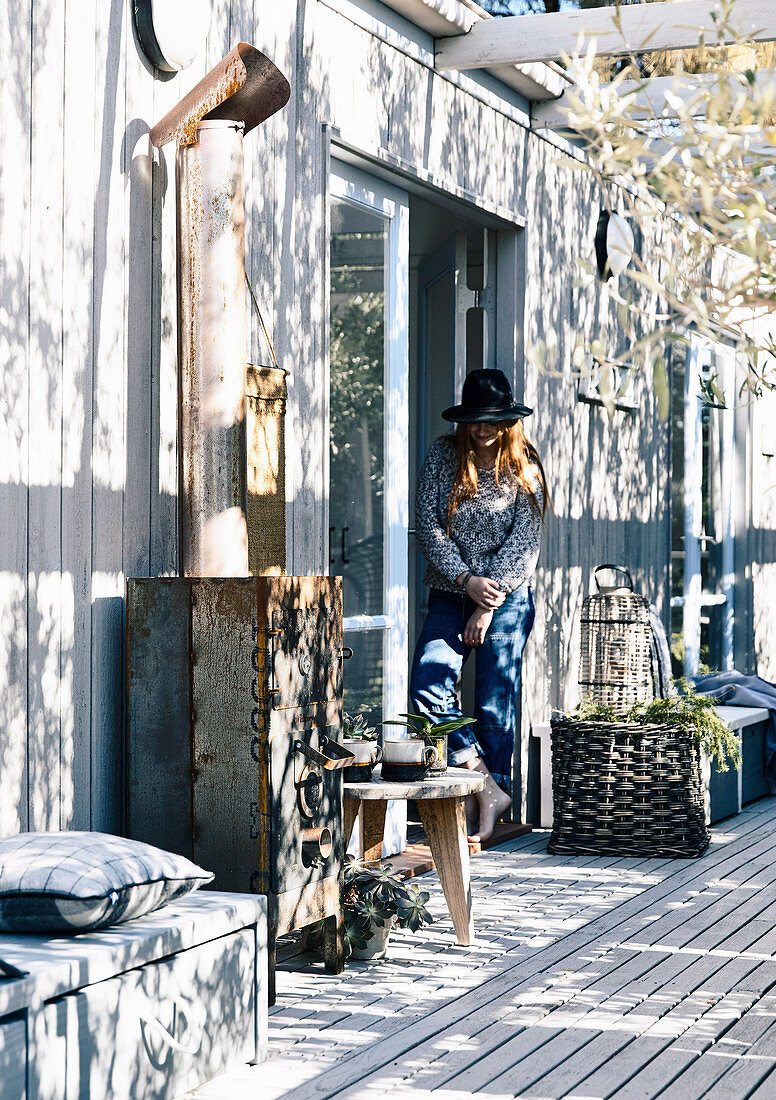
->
<box><xmin>341</xmin><ymin>526</ymin><xmax>349</xmax><ymax>565</ymax></box>
<box><xmin>329</xmin><ymin>526</ymin><xmax>335</xmax><ymax>565</ymax></box>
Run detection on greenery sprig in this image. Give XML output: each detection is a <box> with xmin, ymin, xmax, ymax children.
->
<box><xmin>568</xmin><ymin>681</ymin><xmax>742</xmax><ymax>773</ymax></box>
<box><xmin>342</xmin><ymin>712</ymin><xmax>379</xmax><ymax>742</ymax></box>
<box><xmin>382</xmin><ymin>711</ymin><xmax>475</xmax><ymax>747</ymax></box>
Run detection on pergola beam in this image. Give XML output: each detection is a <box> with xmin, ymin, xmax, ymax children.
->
<box><xmin>435</xmin><ymin>0</ymin><xmax>776</xmax><ymax>71</ymax></box>
<box><xmin>532</xmin><ymin>68</ymin><xmax>776</xmax><ymax>129</ymax></box>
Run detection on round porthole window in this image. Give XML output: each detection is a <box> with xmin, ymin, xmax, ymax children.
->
<box><xmin>133</xmin><ymin>0</ymin><xmax>211</xmax><ymax>73</ymax></box>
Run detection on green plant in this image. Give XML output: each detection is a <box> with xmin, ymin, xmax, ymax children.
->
<box><xmin>382</xmin><ymin>711</ymin><xmax>475</xmax><ymax>747</ymax></box>
<box><xmin>567</xmin><ymin>681</ymin><xmax>742</xmax><ymax>772</ymax></box>
<box><xmin>342</xmin><ymin>855</ymin><xmax>433</xmax><ymax>956</ymax></box>
<box><xmin>342</xmin><ymin>712</ymin><xmax>378</xmax><ymax>741</ymax></box>
<box><xmin>570</xmin><ymin>699</ymin><xmax>620</xmax><ymax>723</ymax></box>
<box><xmin>629</xmin><ymin>683</ymin><xmax>741</xmax><ymax>773</ymax></box>
<box><xmin>524</xmin><ymin>0</ymin><xmax>776</xmax><ymax>411</ymax></box>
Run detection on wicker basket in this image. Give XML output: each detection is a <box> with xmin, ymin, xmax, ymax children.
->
<box><xmin>579</xmin><ymin>565</ymin><xmax>654</xmax><ymax>715</ymax></box>
<box><xmin>548</xmin><ymin>717</ymin><xmax>709</xmax><ymax>858</ymax></box>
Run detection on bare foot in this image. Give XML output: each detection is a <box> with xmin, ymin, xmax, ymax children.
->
<box><xmin>468</xmin><ymin>762</ymin><xmax>511</xmax><ymax>844</ymax></box>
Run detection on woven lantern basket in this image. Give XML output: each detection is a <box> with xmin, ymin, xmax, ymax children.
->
<box><xmin>578</xmin><ymin>564</ymin><xmax>655</xmax><ymax>715</ymax></box>
<box><xmin>547</xmin><ymin>718</ymin><xmax>709</xmax><ymax>858</ymax></box>
<box><xmin>547</xmin><ymin>564</ymin><xmax>709</xmax><ymax>860</ymax></box>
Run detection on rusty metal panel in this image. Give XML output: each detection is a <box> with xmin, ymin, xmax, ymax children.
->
<box><xmin>190</xmin><ymin>579</ymin><xmax>268</xmax><ymax>893</ymax></box>
<box><xmin>269</xmin><ymin>720</ymin><xmax>343</xmax><ymax>896</ymax></box>
<box><xmin>126</xmin><ymin>576</ymin><xmax>344</xmax><ymax>946</ymax></box>
<box><xmin>268</xmin><ymin>577</ymin><xmax>343</xmax><ymax>710</ymax></box>
<box><xmin>246</xmin><ymin>365</ymin><xmax>287</xmax><ymax>577</ymax></box>
<box><xmin>126</xmin><ymin>579</ymin><xmax>193</xmax><ymax>857</ymax></box>
<box><xmin>273</xmin><ymin>877</ymin><xmax>339</xmax><ymax>939</ymax></box>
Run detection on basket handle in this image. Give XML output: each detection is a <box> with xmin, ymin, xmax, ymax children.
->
<box><xmin>594</xmin><ymin>564</ymin><xmax>634</xmax><ymax>592</ymax></box>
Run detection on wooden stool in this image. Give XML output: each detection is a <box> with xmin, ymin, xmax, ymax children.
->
<box><xmin>343</xmin><ymin>767</ymin><xmax>485</xmax><ymax>945</ymax></box>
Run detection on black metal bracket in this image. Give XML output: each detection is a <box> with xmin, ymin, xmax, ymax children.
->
<box><xmin>294</xmin><ymin>735</ymin><xmax>355</xmax><ymax>771</ymax></box>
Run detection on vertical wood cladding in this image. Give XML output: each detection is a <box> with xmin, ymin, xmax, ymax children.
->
<box><xmin>2</xmin><ymin>1</ymin><xmax>775</xmax><ymax>834</ymax></box>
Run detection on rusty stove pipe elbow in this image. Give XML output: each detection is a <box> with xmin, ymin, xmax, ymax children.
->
<box><xmin>151</xmin><ymin>44</ymin><xmax>290</xmax><ymax>578</ymax></box>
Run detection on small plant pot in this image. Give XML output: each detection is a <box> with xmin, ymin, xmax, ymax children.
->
<box><xmin>382</xmin><ymin>738</ymin><xmax>439</xmax><ymax>782</ymax></box>
<box><xmin>426</xmin><ymin>732</ymin><xmax>448</xmax><ymax>776</ymax></box>
<box><xmin>343</xmin><ymin>740</ymin><xmax>382</xmax><ymax>783</ymax></box>
<box><xmin>350</xmin><ymin>918</ymin><xmax>394</xmax><ymax>960</ymax></box>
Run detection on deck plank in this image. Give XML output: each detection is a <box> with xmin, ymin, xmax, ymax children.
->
<box><xmin>561</xmin><ymin>957</ymin><xmax>771</xmax><ymax>1099</ymax></box>
<box><xmin>179</xmin><ymin>799</ymin><xmax>776</xmax><ymax>1100</ymax></box>
<box><xmin>266</xmin><ymin>804</ymin><xmax>776</xmax><ymax>1098</ymax></box>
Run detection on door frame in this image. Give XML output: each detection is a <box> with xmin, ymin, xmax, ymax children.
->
<box><xmin>327</xmin><ymin>159</ymin><xmax>410</xmax><ymax>728</ymax></box>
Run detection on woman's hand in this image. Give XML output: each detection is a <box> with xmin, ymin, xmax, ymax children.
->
<box><xmin>466</xmin><ymin>575</ymin><xmax>506</xmax><ymax>610</ymax></box>
<box><xmin>464</xmin><ymin>606</ymin><xmax>494</xmax><ymax>647</ymax></box>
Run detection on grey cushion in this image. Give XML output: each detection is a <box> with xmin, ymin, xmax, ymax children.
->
<box><xmin>0</xmin><ymin>832</ymin><xmax>214</xmax><ymax>933</ymax></box>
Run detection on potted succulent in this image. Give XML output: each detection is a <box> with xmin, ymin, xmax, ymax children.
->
<box><xmin>342</xmin><ymin>712</ymin><xmax>382</xmax><ymax>782</ymax></box>
<box><xmin>343</xmin><ymin>855</ymin><xmax>433</xmax><ymax>960</ymax></box>
<box><xmin>382</xmin><ymin>712</ymin><xmax>475</xmax><ymax>777</ymax></box>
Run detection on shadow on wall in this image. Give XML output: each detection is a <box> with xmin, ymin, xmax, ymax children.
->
<box><xmin>520</xmin><ymin>135</ymin><xmax>673</xmax><ymax>722</ymax></box>
<box><xmin>754</xmin><ymin>558</ymin><xmax>776</xmax><ymax>681</ymax></box>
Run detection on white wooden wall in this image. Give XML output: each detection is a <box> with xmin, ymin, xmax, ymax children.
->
<box><xmin>1</xmin><ymin>0</ymin><xmax>774</xmax><ymax>835</ymax></box>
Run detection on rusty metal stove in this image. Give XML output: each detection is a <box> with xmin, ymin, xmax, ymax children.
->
<box><xmin>125</xmin><ymin>47</ymin><xmax>349</xmax><ymax>994</ymax></box>
<box><xmin>126</xmin><ymin>575</ymin><xmax>348</xmax><ymax>989</ymax></box>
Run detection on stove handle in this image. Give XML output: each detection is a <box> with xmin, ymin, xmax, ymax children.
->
<box><xmin>294</xmin><ymin>735</ymin><xmax>356</xmax><ymax>771</ymax></box>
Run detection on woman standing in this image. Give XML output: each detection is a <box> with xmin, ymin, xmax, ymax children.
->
<box><xmin>411</xmin><ymin>369</ymin><xmax>547</xmax><ymax>842</ymax></box>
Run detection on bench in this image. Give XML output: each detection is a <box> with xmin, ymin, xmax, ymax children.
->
<box><xmin>0</xmin><ymin>891</ymin><xmax>267</xmax><ymax>1100</ymax></box>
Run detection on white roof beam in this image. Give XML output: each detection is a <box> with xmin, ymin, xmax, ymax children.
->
<box><xmin>436</xmin><ymin>0</ymin><xmax>776</xmax><ymax>71</ymax></box>
<box><xmin>533</xmin><ymin>68</ymin><xmax>776</xmax><ymax>129</ymax></box>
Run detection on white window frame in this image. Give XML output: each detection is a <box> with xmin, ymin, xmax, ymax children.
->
<box><xmin>328</xmin><ymin>160</ymin><xmax>410</xmax><ymax>725</ymax></box>
<box><xmin>672</xmin><ymin>331</ymin><xmax>737</xmax><ymax>674</ymax></box>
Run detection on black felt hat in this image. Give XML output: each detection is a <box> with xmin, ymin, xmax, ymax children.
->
<box><xmin>441</xmin><ymin>369</ymin><xmax>532</xmax><ymax>423</ymax></box>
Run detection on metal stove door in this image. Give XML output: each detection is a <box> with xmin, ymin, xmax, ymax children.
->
<box><xmin>270</xmin><ymin>606</ymin><xmax>341</xmax><ymax>710</ymax></box>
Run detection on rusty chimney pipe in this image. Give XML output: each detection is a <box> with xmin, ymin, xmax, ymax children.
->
<box><xmin>177</xmin><ymin>119</ymin><xmax>249</xmax><ymax>576</ymax></box>
<box><xmin>150</xmin><ymin>44</ymin><xmax>290</xmax><ymax>577</ymax></box>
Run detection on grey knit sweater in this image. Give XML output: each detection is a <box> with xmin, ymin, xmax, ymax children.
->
<box><xmin>415</xmin><ymin>437</ymin><xmax>543</xmax><ymax>595</ymax></box>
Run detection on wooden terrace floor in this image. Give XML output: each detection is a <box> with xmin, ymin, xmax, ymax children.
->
<box><xmin>183</xmin><ymin>797</ymin><xmax>776</xmax><ymax>1100</ymax></box>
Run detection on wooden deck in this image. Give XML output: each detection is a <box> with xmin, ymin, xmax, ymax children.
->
<box><xmin>182</xmin><ymin>797</ymin><xmax>776</xmax><ymax>1100</ymax></box>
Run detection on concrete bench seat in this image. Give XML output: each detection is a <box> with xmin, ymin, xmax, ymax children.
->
<box><xmin>0</xmin><ymin>891</ymin><xmax>267</xmax><ymax>1100</ymax></box>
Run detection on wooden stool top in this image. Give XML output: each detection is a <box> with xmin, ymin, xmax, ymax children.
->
<box><xmin>344</xmin><ymin>766</ymin><xmax>485</xmax><ymax>801</ymax></box>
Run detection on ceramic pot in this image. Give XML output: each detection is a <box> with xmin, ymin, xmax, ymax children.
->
<box><xmin>350</xmin><ymin>917</ymin><xmax>394</xmax><ymax>960</ymax></box>
<box><xmin>426</xmin><ymin>731</ymin><xmax>448</xmax><ymax>776</ymax></box>
<box><xmin>381</xmin><ymin>738</ymin><xmax>439</xmax><ymax>782</ymax></box>
<box><xmin>342</xmin><ymin>740</ymin><xmax>382</xmax><ymax>783</ymax></box>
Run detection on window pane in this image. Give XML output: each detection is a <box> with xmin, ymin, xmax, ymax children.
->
<box><xmin>700</xmin><ymin>346</ymin><xmax>726</xmax><ymax>671</ymax></box>
<box><xmin>670</xmin><ymin>347</ymin><xmax>685</xmax><ymax>673</ymax></box>
<box><xmin>329</xmin><ymin>198</ymin><xmax>386</xmax><ymax>620</ymax></box>
<box><xmin>330</xmin><ymin>198</ymin><xmax>387</xmax><ymax>720</ymax></box>
<box><xmin>342</xmin><ymin>629</ymin><xmax>383</xmax><ymax>728</ymax></box>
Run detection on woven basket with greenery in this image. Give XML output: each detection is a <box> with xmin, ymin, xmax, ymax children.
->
<box><xmin>548</xmin><ymin>690</ymin><xmax>740</xmax><ymax>859</ymax></box>
<box><xmin>548</xmin><ymin>718</ymin><xmax>709</xmax><ymax>858</ymax></box>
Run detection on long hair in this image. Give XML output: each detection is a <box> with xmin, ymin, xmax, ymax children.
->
<box><xmin>446</xmin><ymin>420</ymin><xmax>548</xmax><ymax>535</ymax></box>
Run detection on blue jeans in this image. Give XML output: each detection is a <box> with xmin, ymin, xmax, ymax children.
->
<box><xmin>409</xmin><ymin>586</ymin><xmax>535</xmax><ymax>789</ymax></box>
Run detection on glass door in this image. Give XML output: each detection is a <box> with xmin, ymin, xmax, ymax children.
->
<box><xmin>328</xmin><ymin>162</ymin><xmax>409</xmax><ymax>727</ymax></box>
<box><xmin>671</xmin><ymin>332</ymin><xmax>737</xmax><ymax>674</ymax></box>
